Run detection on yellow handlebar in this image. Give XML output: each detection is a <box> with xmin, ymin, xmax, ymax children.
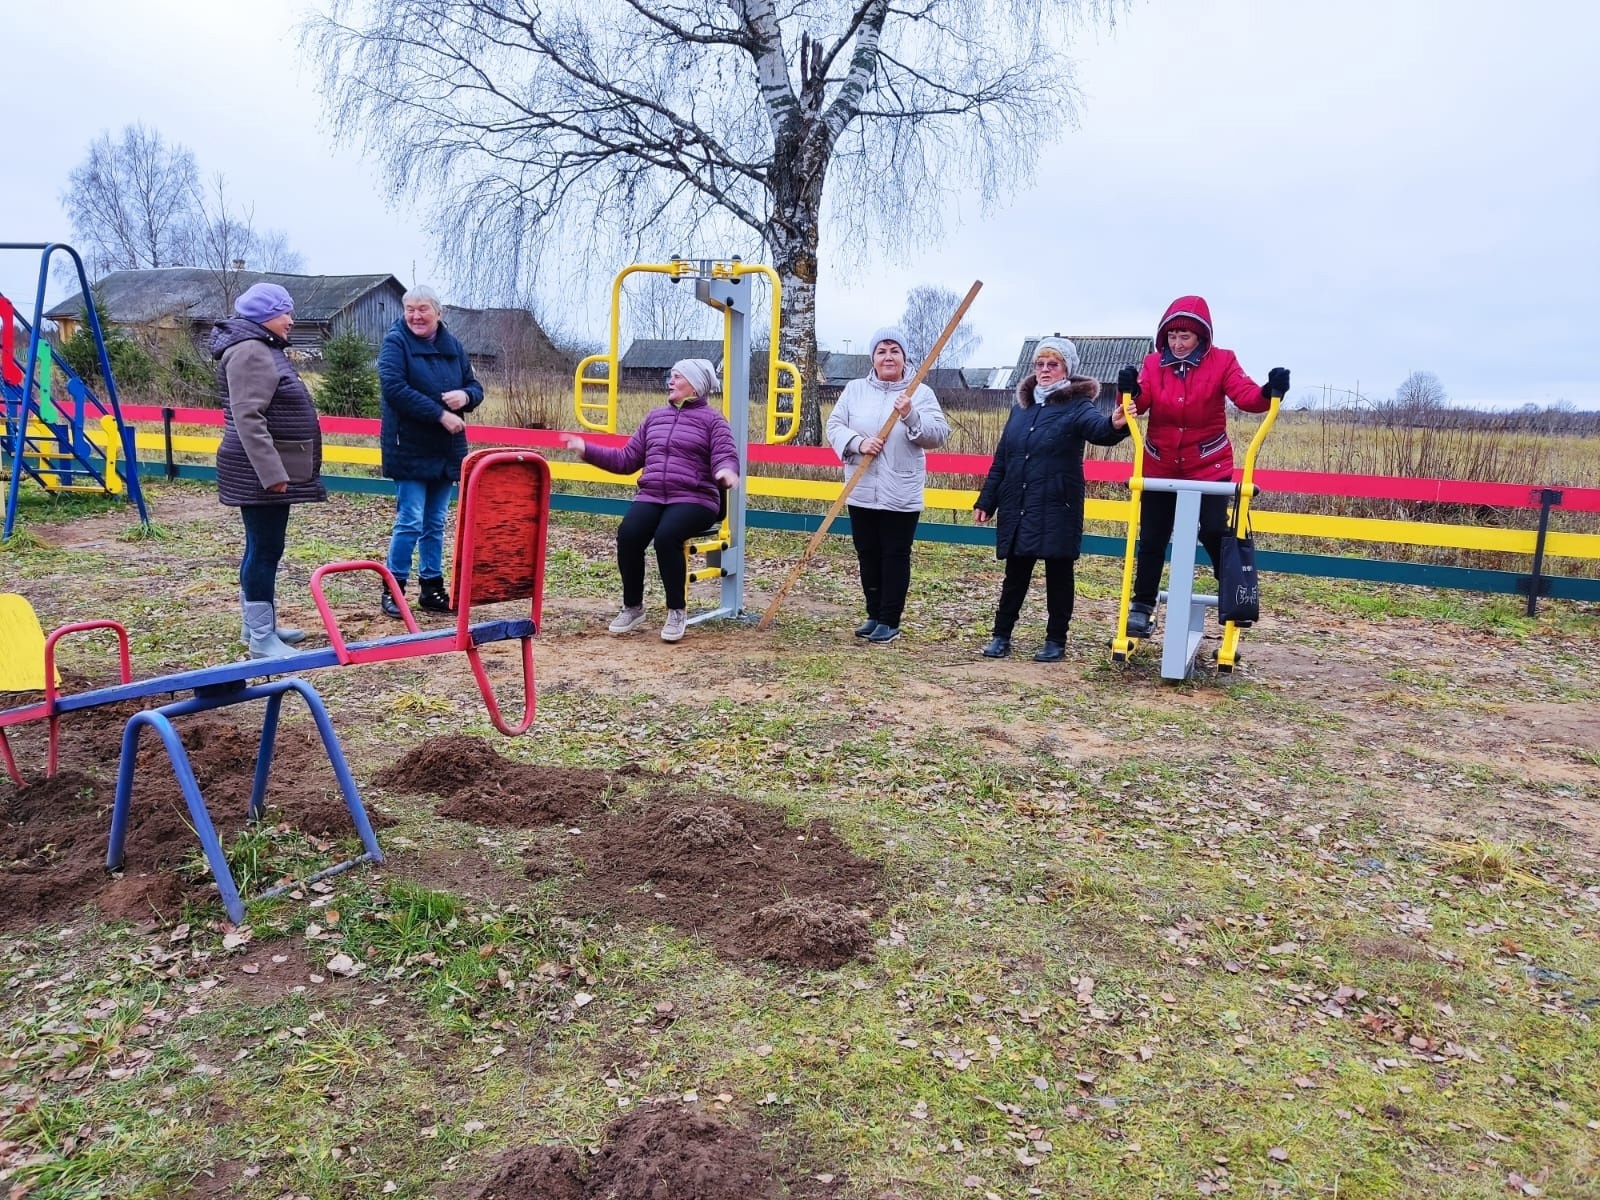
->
<box><xmin>571</xmin><ymin>259</ymin><xmax>803</xmax><ymax>442</ymax></box>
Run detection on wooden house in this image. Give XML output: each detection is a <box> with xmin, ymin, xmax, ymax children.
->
<box><xmin>1007</xmin><ymin>335</ymin><xmax>1156</xmax><ymax>410</ymax></box>
<box><xmin>441</xmin><ymin>305</ymin><xmax>564</xmax><ymax>373</ymax></box>
<box><xmin>46</xmin><ymin>268</ymin><xmax>406</xmax><ymax>359</ymax></box>
<box><xmin>616</xmin><ymin>338</ymin><xmax>724</xmax><ymax>390</ymax></box>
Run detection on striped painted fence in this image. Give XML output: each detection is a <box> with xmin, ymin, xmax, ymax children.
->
<box><xmin>89</xmin><ymin>405</ymin><xmax>1600</xmax><ymax>609</ymax></box>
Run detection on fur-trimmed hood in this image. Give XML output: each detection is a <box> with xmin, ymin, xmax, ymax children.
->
<box><xmin>1017</xmin><ymin>373</ymin><xmax>1102</xmax><ymax>408</ymax></box>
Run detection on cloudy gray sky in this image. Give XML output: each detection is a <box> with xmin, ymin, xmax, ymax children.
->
<box><xmin>3</xmin><ymin>0</ymin><xmax>1595</xmax><ymax>409</ymax></box>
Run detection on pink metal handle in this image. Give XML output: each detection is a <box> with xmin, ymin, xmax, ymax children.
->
<box><xmin>466</xmin><ymin>640</ymin><xmax>537</xmax><ymax>736</ymax></box>
<box><xmin>309</xmin><ymin>560</ymin><xmax>420</xmax><ymax>661</ymax></box>
<box><xmin>43</xmin><ymin>620</ymin><xmax>131</xmax><ymax>776</ymax></box>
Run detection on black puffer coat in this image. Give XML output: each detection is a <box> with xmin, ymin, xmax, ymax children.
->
<box><xmin>975</xmin><ymin>374</ymin><xmax>1126</xmax><ymax>560</ymax></box>
<box><xmin>211</xmin><ymin>319</ymin><xmax>326</xmax><ymax>508</ymax></box>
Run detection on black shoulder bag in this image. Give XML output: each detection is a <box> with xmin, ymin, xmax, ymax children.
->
<box><xmin>1217</xmin><ymin>488</ymin><xmax>1259</xmax><ymax>626</ymax></box>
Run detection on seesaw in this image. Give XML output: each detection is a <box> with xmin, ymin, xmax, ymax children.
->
<box><xmin>0</xmin><ymin>449</ymin><xmax>551</xmax><ymax>924</ymax></box>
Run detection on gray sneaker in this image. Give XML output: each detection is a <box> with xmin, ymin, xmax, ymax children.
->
<box><xmin>661</xmin><ymin>609</ymin><xmax>687</xmax><ymax>643</ymax></box>
<box><xmin>608</xmin><ymin>604</ymin><xmax>646</xmax><ymax>634</ymax></box>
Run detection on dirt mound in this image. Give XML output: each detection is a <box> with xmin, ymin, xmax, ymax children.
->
<box><xmin>733</xmin><ymin>898</ymin><xmax>873</xmax><ymax>970</ymax></box>
<box><xmin>468</xmin><ymin>1145</ymin><xmax>585</xmax><ymax>1200</ymax></box>
<box><xmin>0</xmin><ymin>716</ymin><xmax>391</xmax><ymax>928</ymax></box>
<box><xmin>375</xmin><ymin>734</ymin><xmax>618</xmax><ymax>825</ymax></box>
<box><xmin>563</xmin><ymin>790</ymin><xmax>881</xmax><ymax>968</ymax></box>
<box><xmin>465</xmin><ymin>1105</ymin><xmax>782</xmax><ymax>1200</ymax></box>
<box><xmin>659</xmin><ymin>803</ymin><xmax>748</xmax><ymax>850</ymax></box>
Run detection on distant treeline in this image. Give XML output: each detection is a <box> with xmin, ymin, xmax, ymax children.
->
<box><xmin>1306</xmin><ymin>399</ymin><xmax>1600</xmax><ymax>437</ymax></box>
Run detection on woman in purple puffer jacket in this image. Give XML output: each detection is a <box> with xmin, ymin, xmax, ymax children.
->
<box><xmin>562</xmin><ymin>359</ymin><xmax>739</xmax><ymax>643</ymax></box>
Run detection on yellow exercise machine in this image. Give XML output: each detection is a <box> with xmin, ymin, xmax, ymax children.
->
<box><xmin>1112</xmin><ymin>389</ymin><xmax>1280</xmax><ymax>679</ymax></box>
<box><xmin>572</xmin><ymin>258</ymin><xmax>801</xmax><ymax>623</ymax></box>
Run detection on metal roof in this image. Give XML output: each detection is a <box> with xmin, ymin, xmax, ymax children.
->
<box><xmin>964</xmin><ymin>367</ymin><xmax>1013</xmax><ymax>390</ymax></box>
<box><xmin>818</xmin><ymin>352</ymin><xmax>871</xmax><ymax>383</ymax></box>
<box><xmin>618</xmin><ymin>338</ymin><xmax>724</xmax><ymax>370</ymax></box>
<box><xmin>1006</xmin><ymin>335</ymin><xmax>1154</xmax><ymax>390</ymax></box>
<box><xmin>45</xmin><ymin>267</ymin><xmax>403</xmax><ymax>325</ymax></box>
<box><xmin>441</xmin><ymin>305</ymin><xmax>559</xmax><ymax>363</ymax></box>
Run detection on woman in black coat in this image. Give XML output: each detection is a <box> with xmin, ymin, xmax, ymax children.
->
<box><xmin>974</xmin><ymin>337</ymin><xmax>1128</xmax><ymax>662</ymax></box>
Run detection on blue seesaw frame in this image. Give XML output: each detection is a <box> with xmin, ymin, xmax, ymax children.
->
<box><xmin>0</xmin><ymin>449</ymin><xmax>551</xmax><ymax>925</ymax></box>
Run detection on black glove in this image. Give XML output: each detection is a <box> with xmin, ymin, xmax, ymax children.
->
<box><xmin>1116</xmin><ymin>365</ymin><xmax>1141</xmax><ymax>398</ymax></box>
<box><xmin>1266</xmin><ymin>367</ymin><xmax>1290</xmax><ymax>398</ymax></box>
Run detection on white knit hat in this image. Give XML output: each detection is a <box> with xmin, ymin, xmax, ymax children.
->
<box><xmin>671</xmin><ymin>358</ymin><xmax>718</xmax><ymax>398</ymax></box>
<box><xmin>1034</xmin><ymin>335</ymin><xmax>1080</xmax><ymax>377</ymax></box>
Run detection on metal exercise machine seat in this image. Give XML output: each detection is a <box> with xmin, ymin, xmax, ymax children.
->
<box><xmin>572</xmin><ymin>258</ymin><xmax>800</xmax><ymax>624</ymax></box>
<box><xmin>0</xmin><ymin>449</ymin><xmax>551</xmax><ymax>924</ymax></box>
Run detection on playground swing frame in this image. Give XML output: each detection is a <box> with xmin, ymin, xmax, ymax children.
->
<box><xmin>1</xmin><ymin>242</ymin><xmax>149</xmax><ymax>539</ymax></box>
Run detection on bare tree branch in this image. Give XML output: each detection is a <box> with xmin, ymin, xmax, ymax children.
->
<box><xmin>305</xmin><ymin>0</ymin><xmax>1119</xmax><ymax>441</ymax></box>
<box><xmin>59</xmin><ymin>124</ymin><xmax>307</xmax><ymax>288</ymax></box>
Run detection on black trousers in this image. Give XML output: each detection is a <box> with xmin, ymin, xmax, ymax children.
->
<box><xmin>992</xmin><ymin>555</ymin><xmax>1075</xmax><ymax>643</ymax></box>
<box><xmin>847</xmin><ymin>505</ymin><xmax>921</xmax><ymax>628</ymax></box>
<box><xmin>617</xmin><ymin>500</ymin><xmax>717</xmax><ymax>610</ymax></box>
<box><xmin>238</xmin><ymin>503</ymin><xmax>291</xmax><ymax>603</ymax></box>
<box><xmin>1134</xmin><ymin>491</ymin><xmax>1230</xmax><ymax>606</ymax></box>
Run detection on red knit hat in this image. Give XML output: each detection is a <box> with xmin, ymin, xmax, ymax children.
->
<box><xmin>1164</xmin><ymin>316</ymin><xmax>1206</xmax><ymax>338</ymax></box>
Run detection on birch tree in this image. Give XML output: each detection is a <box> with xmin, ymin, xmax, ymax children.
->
<box><xmin>61</xmin><ymin>126</ymin><xmax>306</xmax><ymax>286</ymax></box>
<box><xmin>306</xmin><ymin>0</ymin><xmax>1115</xmax><ymax>442</ymax></box>
<box><xmin>61</xmin><ymin>124</ymin><xmax>198</xmax><ymax>276</ymax></box>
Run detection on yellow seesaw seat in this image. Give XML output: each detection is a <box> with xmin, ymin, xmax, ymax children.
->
<box><xmin>0</xmin><ymin>595</ymin><xmax>59</xmax><ymax>691</ymax></box>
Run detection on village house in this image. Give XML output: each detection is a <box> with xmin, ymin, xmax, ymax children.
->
<box><xmin>1007</xmin><ymin>335</ymin><xmax>1156</xmax><ymax>410</ymax></box>
<box><xmin>615</xmin><ymin>338</ymin><xmax>724</xmax><ymax>390</ymax></box>
<box><xmin>440</xmin><ymin>304</ymin><xmax>565</xmax><ymax>373</ymax></box>
<box><xmin>47</xmin><ymin>267</ymin><xmax>406</xmax><ymax>359</ymax></box>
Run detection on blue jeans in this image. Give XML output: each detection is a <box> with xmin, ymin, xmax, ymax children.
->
<box><xmin>239</xmin><ymin>504</ymin><xmax>291</xmax><ymax>602</ymax></box>
<box><xmin>386</xmin><ymin>478</ymin><xmax>455</xmax><ymax>581</ymax></box>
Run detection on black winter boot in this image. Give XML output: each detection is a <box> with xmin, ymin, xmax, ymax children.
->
<box><xmin>981</xmin><ymin>636</ymin><xmax>1012</xmax><ymax>658</ymax></box>
<box><xmin>381</xmin><ymin>579</ymin><xmax>408</xmax><ymax>619</ymax></box>
<box><xmin>418</xmin><ymin>576</ymin><xmax>452</xmax><ymax>613</ymax></box>
<box><xmin>1125</xmin><ymin>601</ymin><xmax>1155</xmax><ymax>639</ymax></box>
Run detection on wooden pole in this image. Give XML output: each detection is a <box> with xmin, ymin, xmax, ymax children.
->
<box><xmin>757</xmin><ymin>280</ymin><xmax>982</xmax><ymax>631</ymax></box>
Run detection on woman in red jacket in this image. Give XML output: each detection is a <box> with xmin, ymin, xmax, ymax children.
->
<box><xmin>1119</xmin><ymin>296</ymin><xmax>1287</xmax><ymax>638</ymax></box>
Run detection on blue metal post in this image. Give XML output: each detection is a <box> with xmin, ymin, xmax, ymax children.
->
<box><xmin>250</xmin><ymin>689</ymin><xmax>287</xmax><ymax>821</ymax></box>
<box><xmin>104</xmin><ymin>677</ymin><xmax>383</xmax><ymax>926</ymax></box>
<box><xmin>285</xmin><ymin>678</ymin><xmax>385</xmax><ymax>865</ymax></box>
<box><xmin>108</xmin><ymin>709</ymin><xmax>248</xmax><ymax>923</ymax></box>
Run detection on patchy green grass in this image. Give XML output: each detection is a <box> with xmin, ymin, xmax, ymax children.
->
<box><xmin>0</xmin><ymin>480</ymin><xmax>1596</xmax><ymax>1199</ymax></box>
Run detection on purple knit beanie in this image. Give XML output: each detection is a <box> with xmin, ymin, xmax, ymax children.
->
<box><xmin>235</xmin><ymin>282</ymin><xmax>294</xmax><ymax>323</ymax></box>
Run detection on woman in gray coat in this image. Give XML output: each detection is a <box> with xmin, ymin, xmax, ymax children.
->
<box><xmin>211</xmin><ymin>282</ymin><xmax>326</xmax><ymax>658</ymax></box>
<box><xmin>825</xmin><ymin>327</ymin><xmax>950</xmax><ymax>643</ymax></box>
